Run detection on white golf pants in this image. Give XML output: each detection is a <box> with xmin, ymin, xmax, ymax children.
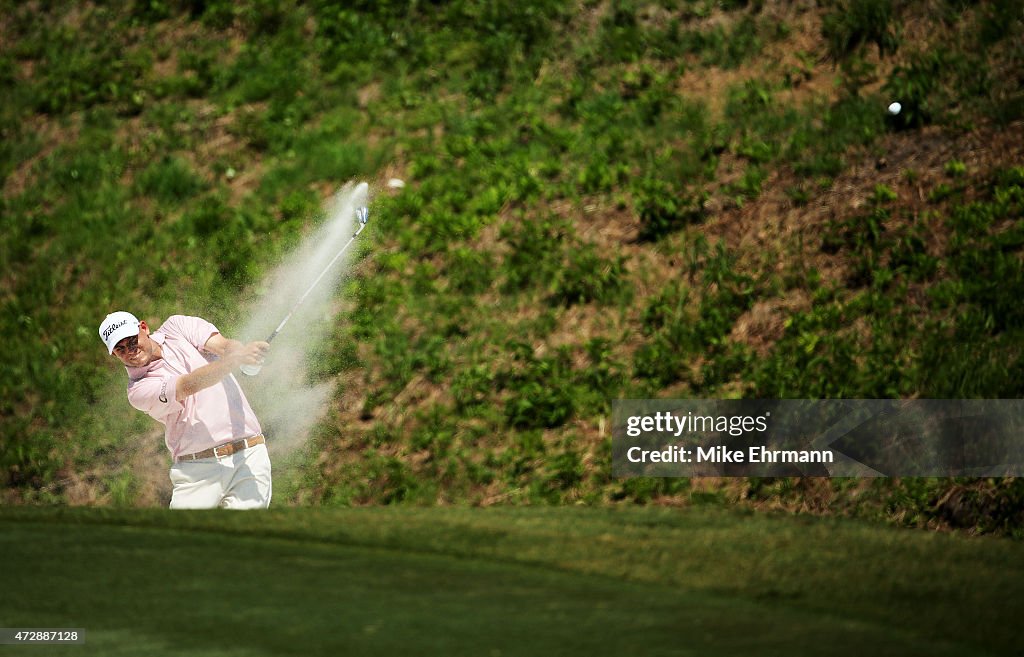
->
<box><xmin>168</xmin><ymin>443</ymin><xmax>272</xmax><ymax>510</ymax></box>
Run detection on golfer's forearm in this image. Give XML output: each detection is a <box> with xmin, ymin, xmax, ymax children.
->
<box><xmin>203</xmin><ymin>334</ymin><xmax>243</xmax><ymax>357</ymax></box>
<box><xmin>176</xmin><ymin>359</ymin><xmax>238</xmax><ymax>401</ymax></box>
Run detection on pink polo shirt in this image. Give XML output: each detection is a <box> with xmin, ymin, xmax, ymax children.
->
<box><xmin>126</xmin><ymin>315</ymin><xmax>262</xmax><ymax>459</ymax></box>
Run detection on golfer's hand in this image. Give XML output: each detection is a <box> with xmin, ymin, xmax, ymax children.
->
<box><xmin>226</xmin><ymin>341</ymin><xmax>270</xmax><ymax>368</ymax></box>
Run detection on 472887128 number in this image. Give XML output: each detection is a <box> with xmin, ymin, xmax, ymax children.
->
<box><xmin>0</xmin><ymin>628</ymin><xmax>85</xmax><ymax>644</ymax></box>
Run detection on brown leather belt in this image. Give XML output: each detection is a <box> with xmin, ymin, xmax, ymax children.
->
<box><xmin>176</xmin><ymin>435</ymin><xmax>265</xmax><ymax>463</ymax></box>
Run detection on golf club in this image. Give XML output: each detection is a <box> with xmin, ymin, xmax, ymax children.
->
<box><xmin>240</xmin><ymin>204</ymin><xmax>370</xmax><ymax>376</ymax></box>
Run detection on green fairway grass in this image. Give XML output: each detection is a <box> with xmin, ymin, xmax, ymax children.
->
<box><xmin>1</xmin><ymin>507</ymin><xmax>1020</xmax><ymax>656</ymax></box>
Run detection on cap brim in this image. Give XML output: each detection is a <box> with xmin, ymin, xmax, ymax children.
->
<box><xmin>106</xmin><ymin>323</ymin><xmax>141</xmax><ymax>354</ymax></box>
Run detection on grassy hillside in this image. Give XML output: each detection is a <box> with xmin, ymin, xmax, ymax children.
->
<box><xmin>2</xmin><ymin>506</ymin><xmax>1023</xmax><ymax>655</ymax></box>
<box><xmin>2</xmin><ymin>1</ymin><xmax>1023</xmax><ymax>531</ymax></box>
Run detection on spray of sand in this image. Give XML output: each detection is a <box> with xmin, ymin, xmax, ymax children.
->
<box><xmin>239</xmin><ymin>181</ymin><xmax>370</xmax><ymax>466</ymax></box>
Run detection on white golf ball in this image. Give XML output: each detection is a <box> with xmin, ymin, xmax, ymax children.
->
<box><xmin>387</xmin><ymin>178</ymin><xmax>406</xmax><ymax>189</ymax></box>
<box><xmin>888</xmin><ymin>102</ymin><xmax>902</xmax><ymax>115</ymax></box>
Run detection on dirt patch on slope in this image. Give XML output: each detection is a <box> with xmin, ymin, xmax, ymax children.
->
<box><xmin>708</xmin><ymin>120</ymin><xmax>1024</xmax><ymax>352</ymax></box>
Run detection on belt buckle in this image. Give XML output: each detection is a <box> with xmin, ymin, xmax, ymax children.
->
<box><xmin>213</xmin><ymin>444</ymin><xmax>225</xmax><ymax>459</ymax></box>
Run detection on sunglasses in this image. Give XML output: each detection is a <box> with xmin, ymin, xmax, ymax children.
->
<box><xmin>113</xmin><ymin>335</ymin><xmax>140</xmax><ymax>356</ymax></box>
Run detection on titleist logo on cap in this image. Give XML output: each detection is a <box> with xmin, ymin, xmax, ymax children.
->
<box><xmin>103</xmin><ymin>320</ymin><xmax>127</xmax><ymax>340</ymax></box>
<box><xmin>99</xmin><ymin>311</ymin><xmax>140</xmax><ymax>354</ymax></box>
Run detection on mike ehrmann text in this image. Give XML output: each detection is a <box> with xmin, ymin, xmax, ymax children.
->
<box><xmin>626</xmin><ymin>445</ymin><xmax>835</xmax><ymax>464</ymax></box>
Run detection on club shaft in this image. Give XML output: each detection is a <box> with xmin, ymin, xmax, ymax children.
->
<box><xmin>266</xmin><ymin>220</ymin><xmax>367</xmax><ymax>343</ymax></box>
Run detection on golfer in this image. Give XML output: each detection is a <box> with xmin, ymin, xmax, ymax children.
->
<box><xmin>99</xmin><ymin>311</ymin><xmax>272</xmax><ymax>509</ymax></box>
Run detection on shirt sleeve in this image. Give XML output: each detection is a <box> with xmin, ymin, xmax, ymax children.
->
<box><xmin>163</xmin><ymin>315</ymin><xmax>220</xmax><ymax>352</ymax></box>
<box><xmin>128</xmin><ymin>374</ymin><xmax>184</xmax><ymax>421</ymax></box>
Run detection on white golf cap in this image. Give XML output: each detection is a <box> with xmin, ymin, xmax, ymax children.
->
<box><xmin>99</xmin><ymin>311</ymin><xmax>141</xmax><ymax>354</ymax></box>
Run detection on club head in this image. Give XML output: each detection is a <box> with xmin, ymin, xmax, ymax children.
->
<box><xmin>356</xmin><ymin>206</ymin><xmax>369</xmax><ymax>225</ymax></box>
<box><xmin>240</xmin><ymin>363</ymin><xmax>262</xmax><ymax>376</ymax></box>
